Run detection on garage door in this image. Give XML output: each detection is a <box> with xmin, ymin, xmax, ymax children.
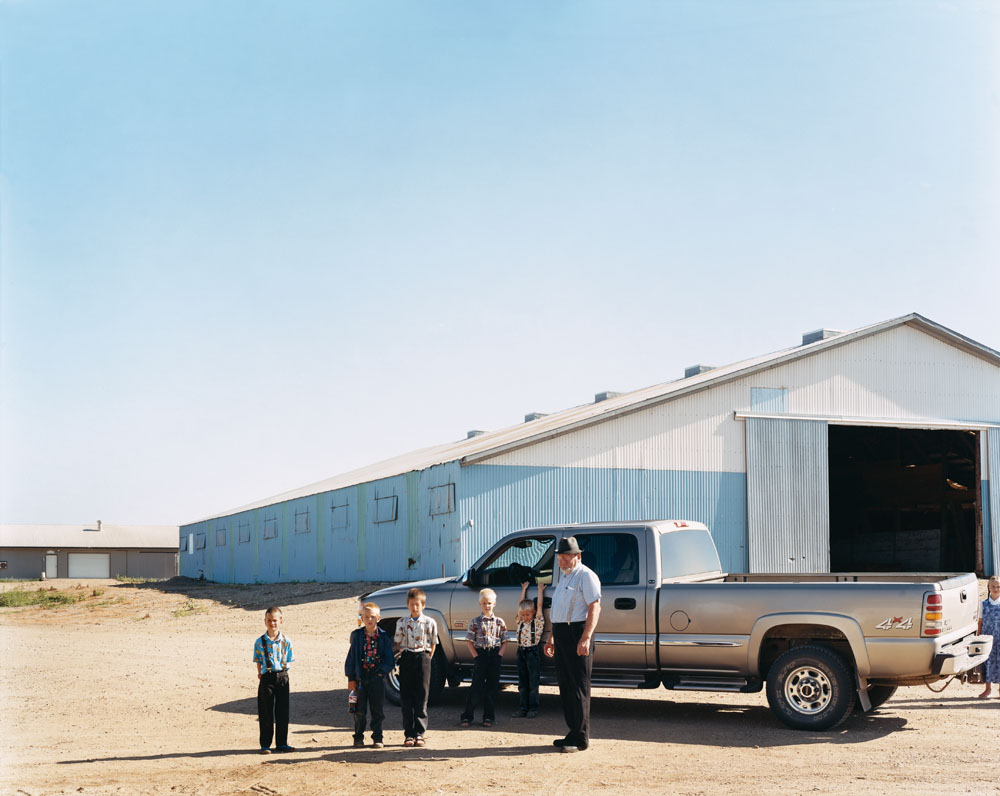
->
<box><xmin>68</xmin><ymin>553</ymin><xmax>110</xmax><ymax>578</ymax></box>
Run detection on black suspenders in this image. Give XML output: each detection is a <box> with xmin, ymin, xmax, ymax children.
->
<box><xmin>261</xmin><ymin>634</ymin><xmax>283</xmax><ymax>672</ymax></box>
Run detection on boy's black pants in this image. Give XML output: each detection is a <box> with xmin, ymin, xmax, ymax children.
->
<box><xmin>353</xmin><ymin>671</ymin><xmax>386</xmax><ymax>743</ymax></box>
<box><xmin>398</xmin><ymin>650</ymin><xmax>431</xmax><ymax>738</ymax></box>
<box><xmin>461</xmin><ymin>647</ymin><xmax>502</xmax><ymax>722</ymax></box>
<box><xmin>258</xmin><ymin>670</ymin><xmax>290</xmax><ymax>748</ymax></box>
<box><xmin>517</xmin><ymin>644</ymin><xmax>542</xmax><ymax>713</ymax></box>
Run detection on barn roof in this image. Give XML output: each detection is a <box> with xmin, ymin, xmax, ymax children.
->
<box><xmin>190</xmin><ymin>312</ymin><xmax>999</xmax><ymax>523</ymax></box>
<box><xmin>0</xmin><ymin>524</ymin><xmax>179</xmax><ymax>549</ymax></box>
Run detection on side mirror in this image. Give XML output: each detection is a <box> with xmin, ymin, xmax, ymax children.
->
<box><xmin>463</xmin><ymin>568</ymin><xmax>480</xmax><ymax>587</ymax></box>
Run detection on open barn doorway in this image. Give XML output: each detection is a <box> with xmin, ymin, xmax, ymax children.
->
<box><xmin>828</xmin><ymin>426</ymin><xmax>981</xmax><ymax>573</ymax></box>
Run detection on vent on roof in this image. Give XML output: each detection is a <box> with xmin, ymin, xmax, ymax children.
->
<box><xmin>524</xmin><ymin>412</ymin><xmax>548</xmax><ymax>422</ymax></box>
<box><xmin>801</xmin><ymin>328</ymin><xmax>843</xmax><ymax>345</ymax></box>
<box><xmin>684</xmin><ymin>365</ymin><xmax>714</xmax><ymax>378</ymax></box>
<box><xmin>594</xmin><ymin>391</ymin><xmax>621</xmax><ymax>403</ymax></box>
<box><xmin>467</xmin><ymin>429</ymin><xmax>486</xmax><ymax>438</ymax></box>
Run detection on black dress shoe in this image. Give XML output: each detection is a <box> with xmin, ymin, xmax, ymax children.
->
<box><xmin>553</xmin><ymin>738</ymin><xmax>568</xmax><ymax>747</ymax></box>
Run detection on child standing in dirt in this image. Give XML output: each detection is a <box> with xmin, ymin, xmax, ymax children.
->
<box><xmin>253</xmin><ymin>606</ymin><xmax>296</xmax><ymax>754</ymax></box>
<box><xmin>393</xmin><ymin>588</ymin><xmax>438</xmax><ymax>747</ymax></box>
<box><xmin>511</xmin><ymin>581</ymin><xmax>546</xmax><ymax>718</ymax></box>
<box><xmin>345</xmin><ymin>602</ymin><xmax>394</xmax><ymax>748</ymax></box>
<box><xmin>459</xmin><ymin>588</ymin><xmax>508</xmax><ymax>728</ymax></box>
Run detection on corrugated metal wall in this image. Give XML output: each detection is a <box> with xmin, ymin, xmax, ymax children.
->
<box><xmin>180</xmin><ymin>462</ymin><xmax>461</xmax><ymax>583</ymax></box>
<box><xmin>746</xmin><ymin>417</ymin><xmax>830</xmax><ymax>573</ymax></box>
<box><xmin>458</xmin><ymin>464</ymin><xmax>747</xmax><ymax>572</ymax></box>
<box><xmin>989</xmin><ymin>429</ymin><xmax>1000</xmax><ymax>575</ymax></box>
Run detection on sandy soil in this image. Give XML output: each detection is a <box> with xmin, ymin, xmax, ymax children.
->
<box><xmin>1</xmin><ymin>577</ymin><xmax>997</xmax><ymax>796</ymax></box>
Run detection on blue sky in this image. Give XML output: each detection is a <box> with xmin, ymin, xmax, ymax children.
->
<box><xmin>2</xmin><ymin>0</ymin><xmax>998</xmax><ymax>525</ymax></box>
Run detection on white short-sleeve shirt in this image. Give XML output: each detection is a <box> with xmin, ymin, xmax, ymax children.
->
<box><xmin>549</xmin><ymin>563</ymin><xmax>601</xmax><ymax>623</ymax></box>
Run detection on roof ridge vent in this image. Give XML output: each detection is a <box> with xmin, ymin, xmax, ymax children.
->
<box><xmin>466</xmin><ymin>429</ymin><xmax>486</xmax><ymax>439</ymax></box>
<box><xmin>524</xmin><ymin>412</ymin><xmax>548</xmax><ymax>422</ymax></box>
<box><xmin>684</xmin><ymin>364</ymin><xmax>714</xmax><ymax>378</ymax></box>
<box><xmin>801</xmin><ymin>328</ymin><xmax>843</xmax><ymax>345</ymax></box>
<box><xmin>594</xmin><ymin>391</ymin><xmax>621</xmax><ymax>403</ymax></box>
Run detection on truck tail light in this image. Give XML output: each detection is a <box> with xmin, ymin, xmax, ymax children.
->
<box><xmin>923</xmin><ymin>593</ymin><xmax>943</xmax><ymax>636</ymax></box>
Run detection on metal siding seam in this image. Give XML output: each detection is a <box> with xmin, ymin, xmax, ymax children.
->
<box><xmin>227</xmin><ymin>519</ymin><xmax>234</xmax><ymax>584</ymax></box>
<box><xmin>990</xmin><ymin>430</ymin><xmax>1000</xmax><ymax>575</ymax></box>
<box><xmin>407</xmin><ymin>471</ymin><xmax>419</xmax><ymax>570</ymax></box>
<box><xmin>356</xmin><ymin>483</ymin><xmax>367</xmax><ymax>573</ymax></box>
<box><xmin>313</xmin><ymin>494</ymin><xmax>322</xmax><ymax>576</ymax></box>
<box><xmin>252</xmin><ymin>510</ymin><xmax>260</xmax><ymax>582</ymax></box>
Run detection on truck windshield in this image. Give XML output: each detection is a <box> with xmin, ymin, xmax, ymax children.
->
<box><xmin>660</xmin><ymin>530</ymin><xmax>722</xmax><ymax>578</ymax></box>
<box><xmin>478</xmin><ymin>536</ymin><xmax>555</xmax><ymax>586</ymax></box>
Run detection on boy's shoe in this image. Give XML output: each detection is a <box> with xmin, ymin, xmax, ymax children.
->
<box><xmin>482</xmin><ymin>719</ymin><xmax>493</xmax><ymax>728</ymax></box>
<box><xmin>259</xmin><ymin>747</ymin><xmax>271</xmax><ymax>755</ymax></box>
<box><xmin>510</xmin><ymin>710</ymin><xmax>527</xmax><ymax>718</ymax></box>
<box><xmin>414</xmin><ymin>736</ymin><xmax>426</xmax><ymax>747</ymax></box>
<box><xmin>275</xmin><ymin>745</ymin><xmax>296</xmax><ymax>753</ymax></box>
<box><xmin>403</xmin><ymin>737</ymin><xmax>415</xmax><ymax>747</ymax></box>
<box><xmin>353</xmin><ymin>738</ymin><xmax>365</xmax><ymax>748</ymax></box>
<box><xmin>372</xmin><ymin>741</ymin><xmax>385</xmax><ymax>749</ymax></box>
<box><xmin>459</xmin><ymin>719</ymin><xmax>470</xmax><ymax>728</ymax></box>
<box><xmin>525</xmin><ymin>710</ymin><xmax>538</xmax><ymax>718</ymax></box>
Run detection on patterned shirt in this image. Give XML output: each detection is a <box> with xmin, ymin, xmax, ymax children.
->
<box><xmin>394</xmin><ymin>614</ymin><xmax>438</xmax><ymax>653</ymax></box>
<box><xmin>516</xmin><ymin>615</ymin><xmax>545</xmax><ymax>647</ymax></box>
<box><xmin>466</xmin><ymin>614</ymin><xmax>507</xmax><ymax>649</ymax></box>
<box><xmin>253</xmin><ymin>632</ymin><xmax>294</xmax><ymax>672</ymax></box>
<box><xmin>362</xmin><ymin>631</ymin><xmax>380</xmax><ymax>671</ymax></box>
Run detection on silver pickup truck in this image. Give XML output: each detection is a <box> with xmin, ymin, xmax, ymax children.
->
<box><xmin>363</xmin><ymin>520</ymin><xmax>992</xmax><ymax>730</ymax></box>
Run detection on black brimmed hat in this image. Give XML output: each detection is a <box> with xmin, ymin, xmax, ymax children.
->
<box><xmin>556</xmin><ymin>536</ymin><xmax>582</xmax><ymax>555</ymax></box>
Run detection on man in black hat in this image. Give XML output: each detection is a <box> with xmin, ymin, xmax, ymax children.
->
<box><xmin>543</xmin><ymin>535</ymin><xmax>601</xmax><ymax>752</ymax></box>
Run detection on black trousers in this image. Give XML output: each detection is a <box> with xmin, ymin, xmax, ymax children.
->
<box><xmin>353</xmin><ymin>671</ymin><xmax>386</xmax><ymax>742</ymax></box>
<box><xmin>517</xmin><ymin>644</ymin><xmax>542</xmax><ymax>713</ymax></box>
<box><xmin>461</xmin><ymin>647</ymin><xmax>502</xmax><ymax>722</ymax></box>
<box><xmin>553</xmin><ymin>622</ymin><xmax>592</xmax><ymax>745</ymax></box>
<box><xmin>398</xmin><ymin>650</ymin><xmax>431</xmax><ymax>738</ymax></box>
<box><xmin>257</xmin><ymin>670</ymin><xmax>290</xmax><ymax>748</ymax></box>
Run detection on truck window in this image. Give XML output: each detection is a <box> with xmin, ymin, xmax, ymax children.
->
<box><xmin>659</xmin><ymin>529</ymin><xmax>722</xmax><ymax>579</ymax></box>
<box><xmin>573</xmin><ymin>533</ymin><xmax>640</xmax><ymax>585</ymax></box>
<box><xmin>479</xmin><ymin>536</ymin><xmax>555</xmax><ymax>586</ymax></box>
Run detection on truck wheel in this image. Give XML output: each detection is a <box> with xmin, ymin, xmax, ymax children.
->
<box><xmin>382</xmin><ymin>647</ymin><xmax>448</xmax><ymax>707</ymax></box>
<box><xmin>428</xmin><ymin>646</ymin><xmax>448</xmax><ymax>704</ymax></box>
<box><xmin>385</xmin><ymin>651</ymin><xmax>403</xmax><ymax>706</ymax></box>
<box><xmin>765</xmin><ymin>645</ymin><xmax>856</xmax><ymax>730</ymax></box>
<box><xmin>860</xmin><ymin>684</ymin><xmax>897</xmax><ymax>711</ymax></box>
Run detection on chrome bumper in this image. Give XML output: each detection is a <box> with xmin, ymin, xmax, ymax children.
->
<box><xmin>932</xmin><ymin>634</ymin><xmax>993</xmax><ymax>676</ymax></box>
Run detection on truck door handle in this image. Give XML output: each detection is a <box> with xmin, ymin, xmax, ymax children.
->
<box><xmin>960</xmin><ymin>590</ymin><xmax>967</xmax><ymax>602</ymax></box>
<box><xmin>614</xmin><ymin>598</ymin><xmax>636</xmax><ymax>610</ymax></box>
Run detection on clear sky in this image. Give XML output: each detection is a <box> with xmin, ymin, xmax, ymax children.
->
<box><xmin>2</xmin><ymin>0</ymin><xmax>998</xmax><ymax>526</ymax></box>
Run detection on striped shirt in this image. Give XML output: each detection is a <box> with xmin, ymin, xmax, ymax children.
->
<box><xmin>253</xmin><ymin>632</ymin><xmax>294</xmax><ymax>672</ymax></box>
<box><xmin>466</xmin><ymin>614</ymin><xmax>507</xmax><ymax>649</ymax></box>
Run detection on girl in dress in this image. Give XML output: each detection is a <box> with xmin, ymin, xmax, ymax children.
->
<box><xmin>978</xmin><ymin>575</ymin><xmax>1000</xmax><ymax>699</ymax></box>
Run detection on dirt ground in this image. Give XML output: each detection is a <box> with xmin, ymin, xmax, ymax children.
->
<box><xmin>1</xmin><ymin>578</ymin><xmax>997</xmax><ymax>796</ymax></box>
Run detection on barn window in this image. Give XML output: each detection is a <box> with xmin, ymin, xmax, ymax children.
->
<box><xmin>263</xmin><ymin>515</ymin><xmax>278</xmax><ymax>540</ymax></box>
<box><xmin>294</xmin><ymin>509</ymin><xmax>310</xmax><ymax>534</ymax></box>
<box><xmin>195</xmin><ymin>533</ymin><xmax>206</xmax><ymax>550</ymax></box>
<box><xmin>179</xmin><ymin>536</ymin><xmax>188</xmax><ymax>553</ymax></box>
<box><xmin>374</xmin><ymin>495</ymin><xmax>398</xmax><ymax>524</ymax></box>
<box><xmin>331</xmin><ymin>502</ymin><xmax>349</xmax><ymax>530</ymax></box>
<box><xmin>238</xmin><ymin>521</ymin><xmax>251</xmax><ymax>544</ymax></box>
<box><xmin>429</xmin><ymin>484</ymin><xmax>455</xmax><ymax>516</ymax></box>
<box><xmin>216</xmin><ymin>527</ymin><xmax>227</xmax><ymax>546</ymax></box>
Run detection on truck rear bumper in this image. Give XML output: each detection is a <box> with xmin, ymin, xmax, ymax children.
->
<box><xmin>931</xmin><ymin>634</ymin><xmax>993</xmax><ymax>676</ymax></box>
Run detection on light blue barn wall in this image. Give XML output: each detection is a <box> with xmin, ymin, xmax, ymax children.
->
<box><xmin>180</xmin><ymin>462</ymin><xmax>462</xmax><ymax>583</ymax></box>
<box><xmin>457</xmin><ymin>464</ymin><xmax>748</xmax><ymax>573</ymax></box>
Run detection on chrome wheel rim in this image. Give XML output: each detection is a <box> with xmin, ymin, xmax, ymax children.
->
<box><xmin>784</xmin><ymin>665</ymin><xmax>833</xmax><ymax>715</ymax></box>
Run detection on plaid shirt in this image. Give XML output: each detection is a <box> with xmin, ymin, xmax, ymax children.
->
<box><xmin>466</xmin><ymin>614</ymin><xmax>507</xmax><ymax>649</ymax></box>
<box><xmin>253</xmin><ymin>632</ymin><xmax>294</xmax><ymax>672</ymax></box>
<box><xmin>394</xmin><ymin>614</ymin><xmax>438</xmax><ymax>653</ymax></box>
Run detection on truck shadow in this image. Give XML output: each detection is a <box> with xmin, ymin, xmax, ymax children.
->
<box><xmin>209</xmin><ymin>687</ymin><xmax>909</xmax><ymax>748</ymax></box>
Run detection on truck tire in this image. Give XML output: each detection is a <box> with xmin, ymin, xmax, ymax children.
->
<box><xmin>765</xmin><ymin>645</ymin><xmax>856</xmax><ymax>730</ymax></box>
<box><xmin>858</xmin><ymin>684</ymin><xmax>897</xmax><ymax>711</ymax></box>
<box><xmin>383</xmin><ymin>646</ymin><xmax>448</xmax><ymax>707</ymax></box>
